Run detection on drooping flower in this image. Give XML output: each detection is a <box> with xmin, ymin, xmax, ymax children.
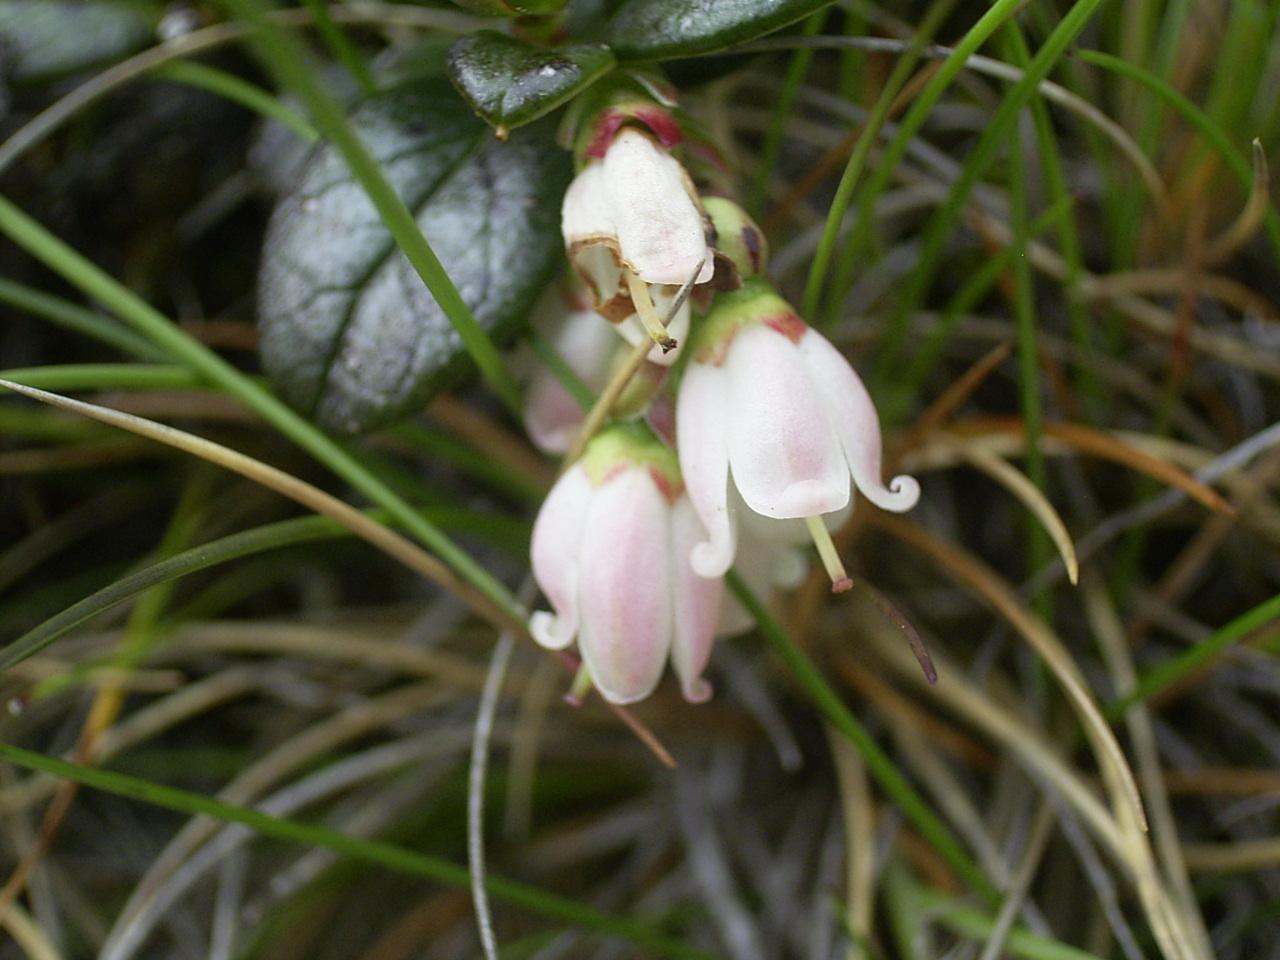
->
<box><xmin>530</xmin><ymin>423</ymin><xmax>722</xmax><ymax>704</ymax></box>
<box><xmin>522</xmin><ymin>281</ymin><xmax>668</xmax><ymax>455</ymax></box>
<box><xmin>561</xmin><ymin>112</ymin><xmax>714</xmax><ymax>364</ymax></box>
<box><xmin>676</xmin><ymin>278</ymin><xmax>920</xmax><ymax>591</ymax></box>
<box><xmin>522</xmin><ymin>284</ymin><xmax>617</xmax><ymax>455</ymax></box>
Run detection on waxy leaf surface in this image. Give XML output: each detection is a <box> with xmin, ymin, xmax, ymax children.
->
<box><xmin>448</xmin><ymin>30</ymin><xmax>615</xmax><ymax>134</ymax></box>
<box><xmin>257</xmin><ymin>80</ymin><xmax>570</xmax><ymax>434</ymax></box>
<box><xmin>606</xmin><ymin>0</ymin><xmax>833</xmax><ymax>61</ymax></box>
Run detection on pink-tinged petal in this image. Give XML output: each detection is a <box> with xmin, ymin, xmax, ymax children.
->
<box><xmin>524</xmin><ymin>308</ymin><xmax>616</xmax><ymax>454</ymax></box>
<box><xmin>529</xmin><ymin>466</ymin><xmax>594</xmax><ymax>650</ymax></box>
<box><xmin>577</xmin><ymin>469</ymin><xmax>672</xmax><ymax>704</ymax></box>
<box><xmin>615</xmin><ymin>292</ymin><xmax>690</xmax><ymax>365</ymax></box>
<box><xmin>716</xmin><ymin>526</ymin><xmax>809</xmax><ymax>638</ymax></box>
<box><xmin>797</xmin><ymin>328</ymin><xmax>920</xmax><ymax>513</ymax></box>
<box><xmin>725</xmin><ymin>324</ymin><xmax>850</xmax><ymax>519</ymax></box>
<box><xmin>601</xmin><ymin>129</ymin><xmax>713</xmax><ymax>286</ymax></box>
<box><xmin>676</xmin><ymin>360</ymin><xmax>737</xmax><ymax>578</ymax></box>
<box><xmin>669</xmin><ymin>498</ymin><xmax>722</xmax><ymax>702</ymax></box>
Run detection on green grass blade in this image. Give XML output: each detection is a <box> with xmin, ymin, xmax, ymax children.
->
<box><xmin>301</xmin><ymin>0</ymin><xmax>376</xmax><ymax>96</ymax></box>
<box><xmin>748</xmin><ymin>11</ymin><xmax>823</xmax><ymax>218</ymax></box>
<box><xmin>0</xmin><ymin>279</ymin><xmax>166</xmax><ymax>361</ymax></box>
<box><xmin>803</xmin><ymin>0</ymin><xmax>961</xmax><ymax>323</ymax></box>
<box><xmin>216</xmin><ymin>0</ymin><xmax>523</xmax><ymax>415</ymax></box>
<box><xmin>0</xmin><ymin>744</ymin><xmax>718</xmax><ymax>959</ymax></box>
<box><xmin>154</xmin><ymin>59</ymin><xmax>319</xmax><ymax>141</ymax></box>
<box><xmin>1107</xmin><ymin>592</ymin><xmax>1280</xmax><ymax>720</ymax></box>
<box><xmin>727</xmin><ymin>572</ymin><xmax>999</xmax><ymax>903</ymax></box>
<box><xmin>811</xmin><ymin>0</ymin><xmax>1025</xmax><ymax>325</ymax></box>
<box><xmin>0</xmin><ymin>506</ymin><xmax>530</xmax><ymax>673</ymax></box>
<box><xmin>1077</xmin><ymin>48</ymin><xmax>1280</xmax><ymax>257</ymax></box>
<box><xmin>0</xmin><ymin>364</ymin><xmax>201</xmax><ymax>392</ymax></box>
<box><xmin>1001</xmin><ymin>27</ymin><xmax>1050</xmax><ymax>619</ymax></box>
<box><xmin>0</xmin><ymin>196</ymin><xmax>526</xmax><ymax>625</ymax></box>
<box><xmin>876</xmin><ymin>0</ymin><xmax>1110</xmax><ymax>375</ymax></box>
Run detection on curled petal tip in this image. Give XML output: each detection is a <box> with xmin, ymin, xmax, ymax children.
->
<box><xmin>860</xmin><ymin>474</ymin><xmax>921</xmax><ymax>513</ymax></box>
<box><xmin>691</xmin><ymin>540</ymin><xmax>733</xmax><ymax>579</ymax></box>
<box><xmin>530</xmin><ymin>611</ymin><xmax>575</xmax><ymax>650</ymax></box>
<box><xmin>682</xmin><ymin>677</ymin><xmax>713</xmax><ymax>704</ymax></box>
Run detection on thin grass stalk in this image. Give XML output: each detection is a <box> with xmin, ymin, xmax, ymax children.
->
<box><xmin>0</xmin><ymin>745</ymin><xmax>716</xmax><ymax>960</ymax></box>
<box><xmin>728</xmin><ymin>571</ymin><xmax>1000</xmax><ymax>903</ymax></box>
<box><xmin>216</xmin><ymin>0</ymin><xmax>522</xmax><ymax>414</ymax></box>
<box><xmin>0</xmin><ymin>198</ymin><xmax>526</xmax><ymax>624</ymax></box>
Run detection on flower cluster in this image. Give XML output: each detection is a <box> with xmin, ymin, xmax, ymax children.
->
<box><xmin>523</xmin><ymin>91</ymin><xmax>920</xmax><ymax>705</ymax></box>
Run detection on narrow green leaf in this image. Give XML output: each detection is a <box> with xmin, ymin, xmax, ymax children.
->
<box><xmin>0</xmin><ymin>744</ymin><xmax>718</xmax><ymax>960</ymax></box>
<box><xmin>727</xmin><ymin>572</ymin><xmax>999</xmax><ymax>903</ymax></box>
<box><xmin>256</xmin><ymin>77</ymin><xmax>569</xmax><ymax>434</ymax></box>
<box><xmin>219</xmin><ymin>0</ymin><xmax>530</xmax><ymax>417</ymax></box>
<box><xmin>1107</xmin><ymin>592</ymin><xmax>1280</xmax><ymax>719</ymax></box>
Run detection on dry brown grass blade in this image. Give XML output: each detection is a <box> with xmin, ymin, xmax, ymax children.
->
<box><xmin>1181</xmin><ymin>839</ymin><xmax>1280</xmax><ymax>873</ymax></box>
<box><xmin>1204</xmin><ymin>140</ymin><xmax>1270</xmax><ymax>265</ymax></box>
<box><xmin>943</xmin><ymin>438</ymin><xmax>1080</xmax><ymax>585</ymax></box>
<box><xmin>894</xmin><ymin>340</ymin><xmax>1013</xmax><ymax>460</ymax></box>
<box><xmin>0</xmin><ymin>380</ymin><xmax>679</xmax><ymax>771</ymax></box>
<box><xmin>1083</xmin><ymin>576</ymin><xmax>1213</xmax><ymax>960</ymax></box>
<box><xmin>1084</xmin><ymin>268</ymin><xmax>1280</xmax><ymax>322</ymax></box>
<box><xmin>0</xmin><ymin>378</ymin><xmax>523</xmax><ymax>634</ymax></box>
<box><xmin>871</xmin><ymin>514</ymin><xmax>1148</xmax><ymax>834</ymax></box>
<box><xmin>953</xmin><ymin>417</ymin><xmax>1235</xmax><ymax>515</ymax></box>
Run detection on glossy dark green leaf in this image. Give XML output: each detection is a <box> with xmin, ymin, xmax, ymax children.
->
<box><xmin>606</xmin><ymin>0</ymin><xmax>833</xmax><ymax>61</ymax></box>
<box><xmin>447</xmin><ymin>31</ymin><xmax>614</xmax><ymax>134</ymax></box>
<box><xmin>448</xmin><ymin>0</ymin><xmax>567</xmax><ymax>15</ymax></box>
<box><xmin>0</xmin><ymin>0</ymin><xmax>158</xmax><ymax>82</ymax></box>
<box><xmin>257</xmin><ymin>79</ymin><xmax>571</xmax><ymax>435</ymax></box>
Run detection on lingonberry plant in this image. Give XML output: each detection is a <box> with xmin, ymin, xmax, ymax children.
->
<box><xmin>1</xmin><ymin>1</ymin><xmax>1276</xmax><ymax>958</ymax></box>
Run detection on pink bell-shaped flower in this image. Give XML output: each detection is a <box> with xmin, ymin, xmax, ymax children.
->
<box><xmin>530</xmin><ymin>423</ymin><xmax>722</xmax><ymax>704</ymax></box>
<box><xmin>522</xmin><ymin>284</ymin><xmax>619</xmax><ymax>455</ymax></box>
<box><xmin>676</xmin><ymin>278</ymin><xmax>920</xmax><ymax>592</ymax></box>
<box><xmin>561</xmin><ymin>122</ymin><xmax>714</xmax><ymax>365</ymax></box>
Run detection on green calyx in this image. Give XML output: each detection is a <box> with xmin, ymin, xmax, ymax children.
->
<box><xmin>580</xmin><ymin>421</ymin><xmax>681</xmax><ymax>493</ymax></box>
<box><xmin>689</xmin><ymin>277</ymin><xmax>803</xmax><ymax>365</ymax></box>
<box><xmin>704</xmin><ymin>197</ymin><xmax>768</xmax><ymax>281</ymax></box>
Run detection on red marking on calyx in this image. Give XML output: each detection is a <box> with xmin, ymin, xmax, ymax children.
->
<box><xmin>634</xmin><ymin>107</ymin><xmax>683</xmax><ymax>149</ymax></box>
<box><xmin>647</xmin><ymin>464</ymin><xmax>684</xmax><ymax>504</ymax></box>
<box><xmin>763</xmin><ymin>311</ymin><xmax>807</xmax><ymax>344</ymax></box>
<box><xmin>584</xmin><ymin>111</ymin><xmax>628</xmax><ymax>159</ymax></box>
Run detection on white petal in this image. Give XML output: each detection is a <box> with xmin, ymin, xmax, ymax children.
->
<box><xmin>577</xmin><ymin>468</ymin><xmax>672</xmax><ymax>704</ymax></box>
<box><xmin>669</xmin><ymin>498</ymin><xmax>723</xmax><ymax>702</ymax></box>
<box><xmin>676</xmin><ymin>359</ymin><xmax>737</xmax><ymax>578</ymax></box>
<box><xmin>716</xmin><ymin>526</ymin><xmax>808</xmax><ymax>638</ymax></box>
<box><xmin>601</xmin><ymin>129</ymin><xmax>713</xmax><ymax>286</ymax></box>
<box><xmin>726</xmin><ymin>324</ymin><xmax>850</xmax><ymax>519</ymax></box>
<box><xmin>529</xmin><ymin>466</ymin><xmax>593</xmax><ymax>649</ymax></box>
<box><xmin>614</xmin><ymin>293</ymin><xmax>690</xmax><ymax>366</ymax></box>
<box><xmin>798</xmin><ymin>327</ymin><xmax>920</xmax><ymax>513</ymax></box>
<box><xmin>561</xmin><ymin>162</ymin><xmax>613</xmax><ymax>247</ymax></box>
<box><xmin>739</xmin><ymin>494</ymin><xmax>853</xmax><ymax>545</ymax></box>
<box><xmin>524</xmin><ymin>307</ymin><xmax>615</xmax><ymax>454</ymax></box>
